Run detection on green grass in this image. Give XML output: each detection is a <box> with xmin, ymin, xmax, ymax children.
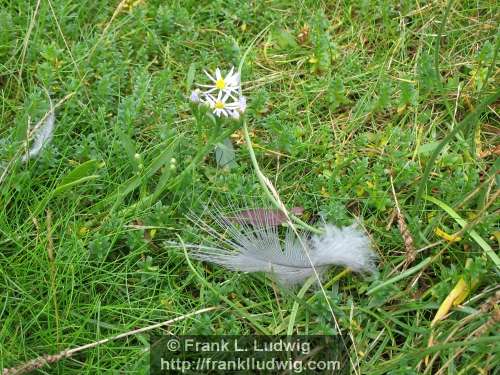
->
<box><xmin>1</xmin><ymin>0</ymin><xmax>499</xmax><ymax>373</ymax></box>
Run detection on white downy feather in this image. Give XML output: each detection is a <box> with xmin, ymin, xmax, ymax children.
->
<box><xmin>183</xmin><ymin>207</ymin><xmax>377</xmax><ymax>286</ymax></box>
<box><xmin>21</xmin><ymin>110</ymin><xmax>56</xmax><ymax>162</ymax></box>
<box><xmin>310</xmin><ymin>224</ymin><xmax>377</xmax><ymax>273</ymax></box>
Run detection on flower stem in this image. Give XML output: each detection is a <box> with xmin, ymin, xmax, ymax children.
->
<box><xmin>175</xmin><ymin>121</ymin><xmax>238</xmax><ymax>186</ymax></box>
<box><xmin>242</xmin><ymin>120</ymin><xmax>323</xmax><ymax>234</ymax></box>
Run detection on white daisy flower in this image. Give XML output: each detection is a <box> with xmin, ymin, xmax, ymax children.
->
<box><xmin>203</xmin><ymin>91</ymin><xmax>241</xmax><ymax>118</ymax></box>
<box><xmin>198</xmin><ymin>66</ymin><xmax>240</xmax><ymax>97</ymax></box>
<box><xmin>189</xmin><ymin>66</ymin><xmax>247</xmax><ymax>120</ymax></box>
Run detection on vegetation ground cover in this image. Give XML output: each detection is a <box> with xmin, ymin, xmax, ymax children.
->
<box><xmin>0</xmin><ymin>1</ymin><xmax>498</xmax><ymax>373</ymax></box>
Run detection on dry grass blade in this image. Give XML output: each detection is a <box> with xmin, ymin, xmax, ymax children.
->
<box><xmin>46</xmin><ymin>210</ymin><xmax>60</xmax><ymax>347</ymax></box>
<box><xmin>2</xmin><ymin>307</ymin><xmax>217</xmax><ymax>375</ymax></box>
<box><xmin>389</xmin><ymin>173</ymin><xmax>416</xmax><ymax>266</ymax></box>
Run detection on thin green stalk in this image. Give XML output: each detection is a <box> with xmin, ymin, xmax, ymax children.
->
<box><xmin>472</xmin><ymin>29</ymin><xmax>500</xmax><ymax>154</ymax></box>
<box><xmin>121</xmin><ymin>122</ymin><xmax>239</xmax><ymax>217</ymax></box>
<box><xmin>283</xmin><ymin>268</ymin><xmax>351</xmax><ymax>335</ymax></box>
<box><xmin>424</xmin><ymin>194</ymin><xmax>500</xmax><ymax>268</ymax></box>
<box><xmin>236</xmin><ymin>23</ymin><xmax>323</xmax><ymax>235</ymax></box>
<box><xmin>306</xmin><ymin>268</ymin><xmax>352</xmax><ymax>304</ymax></box>
<box><xmin>242</xmin><ymin>120</ymin><xmax>323</xmax><ymax>234</ymax></box>
<box><xmin>286</xmin><ymin>276</ymin><xmax>316</xmax><ymax>336</ymax></box>
<box><xmin>180</xmin><ymin>236</ymin><xmax>270</xmax><ymax>335</ymax></box>
<box><xmin>415</xmin><ymin>90</ymin><xmax>500</xmax><ymax>205</ymax></box>
<box><xmin>237</xmin><ymin>22</ymin><xmax>274</xmax><ymax>79</ymax></box>
<box><xmin>366</xmin><ymin>257</ymin><xmax>434</xmax><ymax>295</ymax></box>
<box><xmin>173</xmin><ymin>122</ymin><xmax>239</xmax><ymax>188</ymax></box>
<box><xmin>434</xmin><ymin>0</ymin><xmax>455</xmax><ymax>119</ymax></box>
<box><xmin>478</xmin><ymin>27</ymin><xmax>499</xmax><ymax>100</ymax></box>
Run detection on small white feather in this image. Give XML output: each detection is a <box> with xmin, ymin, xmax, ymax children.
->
<box><xmin>310</xmin><ymin>224</ymin><xmax>377</xmax><ymax>274</ymax></box>
<box><xmin>22</xmin><ymin>111</ymin><xmax>56</xmax><ymax>162</ymax></box>
<box><xmin>184</xmin><ymin>207</ymin><xmax>377</xmax><ymax>286</ymax></box>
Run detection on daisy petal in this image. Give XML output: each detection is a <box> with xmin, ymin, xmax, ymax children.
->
<box><xmin>227</xmin><ymin>71</ymin><xmax>239</xmax><ymax>85</ymax></box>
<box><xmin>204</xmin><ymin>70</ymin><xmax>216</xmax><ymax>83</ymax></box>
<box><xmin>197</xmin><ymin>84</ymin><xmax>218</xmax><ymax>88</ymax></box>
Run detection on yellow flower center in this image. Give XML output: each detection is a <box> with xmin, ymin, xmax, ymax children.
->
<box><xmin>214</xmin><ymin>100</ymin><xmax>225</xmax><ymax>109</ymax></box>
<box><xmin>215</xmin><ymin>78</ymin><xmax>225</xmax><ymax>90</ymax></box>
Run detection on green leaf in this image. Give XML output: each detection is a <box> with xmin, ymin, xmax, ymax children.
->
<box><xmin>415</xmin><ymin>90</ymin><xmax>500</xmax><ymax>203</ymax></box>
<box><xmin>53</xmin><ymin>160</ymin><xmax>102</xmax><ymax>196</ymax></box>
<box><xmin>119</xmin><ymin>144</ymin><xmax>174</xmax><ymax>198</ymax></box>
<box><xmin>400</xmin><ymin>81</ymin><xmax>418</xmax><ymax>106</ymax></box>
<box><xmin>117</xmin><ymin>127</ymin><xmax>138</xmax><ymax>171</ymax></box>
<box><xmin>411</xmin><ymin>141</ymin><xmax>445</xmax><ymax>157</ymax></box>
<box><xmin>60</xmin><ymin>160</ymin><xmax>101</xmax><ymax>186</ymax></box>
<box><xmin>273</xmin><ymin>29</ymin><xmax>297</xmax><ymax>49</ymax></box>
<box><xmin>109</xmin><ymin>139</ymin><xmax>178</xmax><ymax>212</ymax></box>
<box><xmin>54</xmin><ymin>175</ymin><xmax>100</xmax><ymax>196</ymax></box>
<box><xmin>215</xmin><ymin>138</ymin><xmax>237</xmax><ymax>169</ymax></box>
<box><xmin>373</xmin><ymin>81</ymin><xmax>392</xmax><ymax>112</ymax></box>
